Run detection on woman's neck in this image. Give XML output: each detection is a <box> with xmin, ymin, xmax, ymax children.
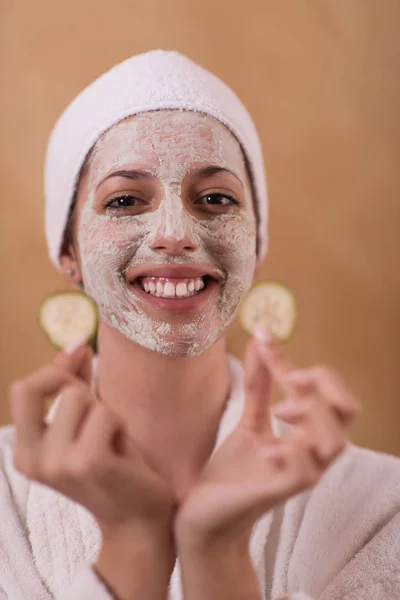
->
<box><xmin>95</xmin><ymin>322</ymin><xmax>232</xmax><ymax>493</ymax></box>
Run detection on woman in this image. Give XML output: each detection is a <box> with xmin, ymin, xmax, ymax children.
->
<box><xmin>1</xmin><ymin>50</ymin><xmax>399</xmax><ymax>600</ymax></box>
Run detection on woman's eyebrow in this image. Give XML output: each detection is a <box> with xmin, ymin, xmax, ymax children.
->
<box><xmin>96</xmin><ymin>165</ymin><xmax>244</xmax><ymax>190</ymax></box>
<box><xmin>192</xmin><ymin>165</ymin><xmax>244</xmax><ymax>188</ymax></box>
<box><xmin>96</xmin><ymin>169</ymin><xmax>155</xmax><ymax>189</ymax></box>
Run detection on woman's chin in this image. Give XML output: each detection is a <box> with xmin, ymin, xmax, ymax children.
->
<box><xmin>139</xmin><ymin>330</ymin><xmax>220</xmax><ymax>357</ymax></box>
<box><xmin>100</xmin><ymin>296</ymin><xmax>229</xmax><ymax>357</ymax></box>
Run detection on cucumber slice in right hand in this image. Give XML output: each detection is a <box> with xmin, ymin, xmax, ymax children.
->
<box><xmin>38</xmin><ymin>290</ymin><xmax>98</xmax><ymax>350</ymax></box>
<box><xmin>238</xmin><ymin>280</ymin><xmax>297</xmax><ymax>342</ymax></box>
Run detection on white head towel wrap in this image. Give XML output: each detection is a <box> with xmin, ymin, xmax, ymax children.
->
<box><xmin>44</xmin><ymin>49</ymin><xmax>269</xmax><ymax>269</ymax></box>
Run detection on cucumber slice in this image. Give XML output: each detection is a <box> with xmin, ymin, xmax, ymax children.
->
<box><xmin>238</xmin><ymin>280</ymin><xmax>297</xmax><ymax>342</ymax></box>
<box><xmin>38</xmin><ymin>290</ymin><xmax>98</xmax><ymax>350</ymax></box>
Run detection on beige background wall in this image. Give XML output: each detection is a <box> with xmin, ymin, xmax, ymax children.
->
<box><xmin>1</xmin><ymin>0</ymin><xmax>399</xmax><ymax>455</ymax></box>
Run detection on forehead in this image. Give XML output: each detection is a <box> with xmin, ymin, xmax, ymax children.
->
<box><xmin>87</xmin><ymin>110</ymin><xmax>246</xmax><ymax>176</ymax></box>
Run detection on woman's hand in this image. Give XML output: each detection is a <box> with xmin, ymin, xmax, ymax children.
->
<box><xmin>175</xmin><ymin>329</ymin><xmax>362</xmax><ymax>551</ymax></box>
<box><xmin>8</xmin><ymin>340</ymin><xmax>178</xmax><ymax>537</ymax></box>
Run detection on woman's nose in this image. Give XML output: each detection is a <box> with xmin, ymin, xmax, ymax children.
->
<box><xmin>148</xmin><ymin>207</ymin><xmax>200</xmax><ymax>256</ymax></box>
<box><xmin>149</xmin><ymin>231</ymin><xmax>199</xmax><ymax>255</ymax></box>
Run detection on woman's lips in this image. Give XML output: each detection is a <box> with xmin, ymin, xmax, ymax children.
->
<box><xmin>128</xmin><ymin>277</ymin><xmax>218</xmax><ymax>312</ymax></box>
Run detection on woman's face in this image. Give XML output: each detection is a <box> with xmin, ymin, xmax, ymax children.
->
<box><xmin>72</xmin><ymin>110</ymin><xmax>257</xmax><ymax>356</ymax></box>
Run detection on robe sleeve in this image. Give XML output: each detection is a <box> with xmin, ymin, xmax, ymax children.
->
<box><xmin>274</xmin><ymin>507</ymin><xmax>400</xmax><ymax>600</ymax></box>
<box><xmin>318</xmin><ymin>510</ymin><xmax>400</xmax><ymax>599</ymax></box>
<box><xmin>56</xmin><ymin>565</ymin><xmax>115</xmax><ymax>599</ymax></box>
<box><xmin>0</xmin><ymin>425</ymin><xmax>114</xmax><ymax>599</ymax></box>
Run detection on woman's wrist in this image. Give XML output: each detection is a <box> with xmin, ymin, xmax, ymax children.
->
<box><xmin>95</xmin><ymin>522</ymin><xmax>176</xmax><ymax>600</ymax></box>
<box><xmin>175</xmin><ymin>511</ymin><xmax>252</xmax><ymax>556</ymax></box>
<box><xmin>177</xmin><ymin>533</ymin><xmax>262</xmax><ymax>600</ymax></box>
<box><xmin>99</xmin><ymin>519</ymin><xmax>176</xmax><ymax>569</ymax></box>
<box><xmin>100</xmin><ymin>515</ymin><xmax>172</xmax><ymax>544</ymax></box>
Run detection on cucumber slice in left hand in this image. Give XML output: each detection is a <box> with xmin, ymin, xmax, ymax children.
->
<box><xmin>38</xmin><ymin>290</ymin><xmax>98</xmax><ymax>350</ymax></box>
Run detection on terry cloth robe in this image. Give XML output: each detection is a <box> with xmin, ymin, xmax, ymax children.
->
<box><xmin>0</xmin><ymin>354</ymin><xmax>399</xmax><ymax>599</ymax></box>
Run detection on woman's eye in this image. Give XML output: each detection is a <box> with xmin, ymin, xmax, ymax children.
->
<box><xmin>105</xmin><ymin>194</ymin><xmax>145</xmax><ymax>210</ymax></box>
<box><xmin>197</xmin><ymin>193</ymin><xmax>239</xmax><ymax>207</ymax></box>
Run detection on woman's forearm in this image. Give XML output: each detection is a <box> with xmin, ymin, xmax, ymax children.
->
<box><xmin>94</xmin><ymin>525</ymin><xmax>176</xmax><ymax>600</ymax></box>
<box><xmin>177</xmin><ymin>535</ymin><xmax>263</xmax><ymax>600</ymax></box>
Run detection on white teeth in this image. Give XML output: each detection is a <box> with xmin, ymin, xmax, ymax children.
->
<box><xmin>137</xmin><ymin>276</ymin><xmax>208</xmax><ymax>298</ymax></box>
<box><xmin>196</xmin><ymin>279</ymin><xmax>205</xmax><ymax>291</ymax></box>
<box><xmin>176</xmin><ymin>282</ymin><xmax>188</xmax><ymax>297</ymax></box>
<box><xmin>163</xmin><ymin>282</ymin><xmax>175</xmax><ymax>297</ymax></box>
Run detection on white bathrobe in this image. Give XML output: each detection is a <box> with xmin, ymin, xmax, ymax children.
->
<box><xmin>0</xmin><ymin>354</ymin><xmax>399</xmax><ymax>599</ymax></box>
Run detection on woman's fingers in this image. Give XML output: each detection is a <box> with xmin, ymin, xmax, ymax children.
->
<box><xmin>57</xmin><ymin>403</ymin><xmax>124</xmax><ymax>482</ymax></box>
<box><xmin>241</xmin><ymin>337</ymin><xmax>273</xmax><ymax>435</ymax></box>
<box><xmin>255</xmin><ymin>387</ymin><xmax>355</xmax><ymax>510</ymax></box>
<box><xmin>9</xmin><ymin>365</ymin><xmax>76</xmax><ymax>450</ymax></box>
<box><xmin>8</xmin><ymin>344</ymin><xmax>178</xmax><ymax>529</ymax></box>
<box><xmin>259</xmin><ymin>435</ymin><xmax>322</xmax><ymax>504</ymax></box>
<box><xmin>8</xmin><ymin>344</ymin><xmax>92</xmax><ymax>471</ymax></box>
<box><xmin>305</xmin><ymin>365</ymin><xmax>361</xmax><ymax>418</ymax></box>
<box><xmin>76</xmin><ymin>402</ymin><xmax>123</xmax><ymax>462</ymax></box>
<box><xmin>254</xmin><ymin>331</ymin><xmax>299</xmax><ymax>396</ymax></box>
<box><xmin>254</xmin><ymin>329</ymin><xmax>361</xmax><ymax>426</ymax></box>
<box><xmin>275</xmin><ymin>395</ymin><xmax>348</xmax><ymax>468</ymax></box>
<box><xmin>53</xmin><ymin>343</ymin><xmax>94</xmax><ymax>387</ymax></box>
<box><xmin>42</xmin><ymin>384</ymin><xmax>92</xmax><ymax>449</ymax></box>
<box><xmin>285</xmin><ymin>365</ymin><xmax>362</xmax><ymax>424</ymax></box>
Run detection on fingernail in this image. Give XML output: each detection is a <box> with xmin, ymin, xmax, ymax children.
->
<box><xmin>64</xmin><ymin>333</ymin><xmax>88</xmax><ymax>355</ymax></box>
<box><xmin>254</xmin><ymin>326</ymin><xmax>274</xmax><ymax>344</ymax></box>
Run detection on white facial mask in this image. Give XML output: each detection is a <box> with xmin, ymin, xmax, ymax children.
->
<box><xmin>77</xmin><ymin>111</ymin><xmax>257</xmax><ymax>356</ymax></box>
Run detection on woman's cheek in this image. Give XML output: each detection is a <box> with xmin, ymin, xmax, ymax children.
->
<box><xmin>77</xmin><ymin>213</ymin><xmax>145</xmax><ymax>319</ymax></box>
<box><xmin>201</xmin><ymin>213</ymin><xmax>257</xmax><ymax>279</ymax></box>
<box><xmin>80</xmin><ymin>215</ymin><xmax>142</xmax><ymax>269</ymax></box>
<box><xmin>201</xmin><ymin>213</ymin><xmax>256</xmax><ymax>251</ymax></box>
<box><xmin>77</xmin><ymin>215</ymin><xmax>143</xmax><ymax>327</ymax></box>
<box><xmin>192</xmin><ymin>213</ymin><xmax>256</xmax><ymax>327</ymax></box>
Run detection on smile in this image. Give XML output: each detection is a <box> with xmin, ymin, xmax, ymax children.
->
<box><xmin>137</xmin><ymin>275</ymin><xmax>207</xmax><ymax>298</ymax></box>
<box><xmin>128</xmin><ymin>275</ymin><xmax>218</xmax><ymax>313</ymax></box>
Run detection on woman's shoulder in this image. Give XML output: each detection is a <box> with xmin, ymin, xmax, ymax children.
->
<box><xmin>283</xmin><ymin>443</ymin><xmax>400</xmax><ymax>597</ymax></box>
<box><xmin>342</xmin><ymin>442</ymin><xmax>400</xmax><ymax>516</ymax></box>
<box><xmin>315</xmin><ymin>441</ymin><xmax>400</xmax><ymax>507</ymax></box>
<box><xmin>300</xmin><ymin>441</ymin><xmax>400</xmax><ymax>549</ymax></box>
<box><xmin>347</xmin><ymin>440</ymin><xmax>400</xmax><ymax>469</ymax></box>
<box><xmin>341</xmin><ymin>441</ymin><xmax>400</xmax><ymax>491</ymax></box>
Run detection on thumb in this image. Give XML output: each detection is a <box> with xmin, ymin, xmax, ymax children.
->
<box><xmin>52</xmin><ymin>335</ymin><xmax>93</xmax><ymax>387</ymax></box>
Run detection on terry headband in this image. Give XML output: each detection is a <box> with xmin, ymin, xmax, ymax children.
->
<box><xmin>44</xmin><ymin>49</ymin><xmax>269</xmax><ymax>268</ymax></box>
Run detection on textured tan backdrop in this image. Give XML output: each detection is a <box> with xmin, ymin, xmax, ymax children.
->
<box><xmin>1</xmin><ymin>0</ymin><xmax>399</xmax><ymax>455</ymax></box>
